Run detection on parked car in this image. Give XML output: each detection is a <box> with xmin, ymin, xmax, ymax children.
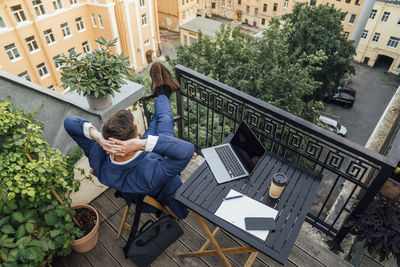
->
<box><xmin>323</xmin><ymin>86</ymin><xmax>356</xmax><ymax>108</ymax></box>
<box><xmin>319</xmin><ymin>115</ymin><xmax>347</xmax><ymax>137</ymax></box>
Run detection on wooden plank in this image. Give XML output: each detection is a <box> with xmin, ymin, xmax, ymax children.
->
<box><xmin>97</xmin><ymin>220</ymin><xmax>135</xmax><ymax>267</ymax></box>
<box><xmin>52</xmin><ymin>255</ymin><xmax>65</xmax><ymax>267</ymax></box>
<box><xmin>293</xmin><ymin>232</ymin><xmax>352</xmax><ymax>267</ymax></box>
<box><xmin>83</xmin><ymin>237</ymin><xmax>121</xmax><ymax>267</ymax></box>
<box><xmin>91</xmin><ymin>192</ymin><xmax>120</xmax><ymax>221</ymax></box>
<box><xmin>57</xmin><ymin>250</ymin><xmax>93</xmax><ymax>267</ymax></box>
<box><xmin>360</xmin><ymin>254</ymin><xmax>384</xmax><ymax>267</ymax></box>
<box><xmin>104</xmin><ymin>188</ymin><xmax>129</xmax><ymax>210</ymax></box>
<box><xmin>286</xmin><ymin>243</ymin><xmax>325</xmax><ymax>267</ymax></box>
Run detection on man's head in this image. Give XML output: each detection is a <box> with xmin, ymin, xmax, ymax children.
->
<box><xmin>102</xmin><ymin>110</ymin><xmax>138</xmax><ymax>140</ymax></box>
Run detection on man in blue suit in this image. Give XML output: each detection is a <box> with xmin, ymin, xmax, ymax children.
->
<box><xmin>64</xmin><ymin>62</ymin><xmax>193</xmax><ymax>219</ymax></box>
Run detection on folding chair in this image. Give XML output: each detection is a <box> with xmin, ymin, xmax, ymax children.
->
<box><xmin>116</xmin><ymin>192</ymin><xmax>178</xmax><ymax>238</ymax></box>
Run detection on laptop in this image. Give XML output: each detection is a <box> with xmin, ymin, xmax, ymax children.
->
<box><xmin>202</xmin><ymin>122</ymin><xmax>266</xmax><ymax>184</ymax></box>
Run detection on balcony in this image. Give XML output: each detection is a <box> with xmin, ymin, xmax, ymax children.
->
<box><xmin>1</xmin><ymin>65</ymin><xmax>396</xmax><ymax>266</ymax></box>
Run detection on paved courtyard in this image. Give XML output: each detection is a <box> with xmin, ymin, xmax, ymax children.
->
<box><xmin>323</xmin><ymin>63</ymin><xmax>399</xmax><ymax>146</ymax></box>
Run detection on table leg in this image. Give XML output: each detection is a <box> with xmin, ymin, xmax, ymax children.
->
<box><xmin>181</xmin><ymin>246</ymin><xmax>257</xmax><ymax>257</ymax></box>
<box><xmin>193</xmin><ymin>212</ymin><xmax>231</xmax><ymax>267</ymax></box>
<box><xmin>200</xmin><ymin>227</ymin><xmax>220</xmax><ymax>251</ymax></box>
<box><xmin>245</xmin><ymin>252</ymin><xmax>259</xmax><ymax>267</ymax></box>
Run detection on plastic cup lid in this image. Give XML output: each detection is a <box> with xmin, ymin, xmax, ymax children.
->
<box><xmin>272</xmin><ymin>173</ymin><xmax>288</xmax><ymax>186</ymax></box>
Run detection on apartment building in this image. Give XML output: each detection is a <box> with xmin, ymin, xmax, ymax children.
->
<box><xmin>200</xmin><ymin>0</ymin><xmax>366</xmax><ymax>38</ymax></box>
<box><xmin>158</xmin><ymin>0</ymin><xmax>199</xmax><ymax>31</ymax></box>
<box><xmin>0</xmin><ymin>0</ymin><xmax>160</xmax><ymax>92</ymax></box>
<box><xmin>355</xmin><ymin>0</ymin><xmax>400</xmax><ymax>74</ymax></box>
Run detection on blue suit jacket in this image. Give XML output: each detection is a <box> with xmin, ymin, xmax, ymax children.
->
<box><xmin>64</xmin><ymin>116</ymin><xmax>194</xmax><ymax>219</ymax></box>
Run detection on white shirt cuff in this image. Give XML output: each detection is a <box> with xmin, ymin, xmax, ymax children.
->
<box><xmin>83</xmin><ymin>122</ymin><xmax>94</xmax><ymax>139</ymax></box>
<box><xmin>145</xmin><ymin>135</ymin><xmax>158</xmax><ymax>151</ymax></box>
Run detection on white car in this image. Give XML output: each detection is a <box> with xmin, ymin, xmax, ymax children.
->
<box><xmin>319</xmin><ymin>115</ymin><xmax>347</xmax><ymax>137</ymax></box>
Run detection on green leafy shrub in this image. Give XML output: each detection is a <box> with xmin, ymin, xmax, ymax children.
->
<box><xmin>59</xmin><ymin>36</ymin><xmax>131</xmax><ymax>97</ymax></box>
<box><xmin>0</xmin><ymin>100</ymin><xmax>82</xmax><ymax>266</ymax></box>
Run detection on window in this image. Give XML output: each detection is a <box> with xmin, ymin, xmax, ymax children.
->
<box><xmin>140</xmin><ymin>0</ymin><xmax>145</xmax><ymax>7</ymax></box>
<box><xmin>11</xmin><ymin>5</ymin><xmax>27</xmax><ymax>23</ymax></box>
<box><xmin>0</xmin><ymin>14</ymin><xmax>6</xmax><ymax>28</ymax></box>
<box><xmin>5</xmin><ymin>44</ymin><xmax>21</xmax><ymax>61</ymax></box>
<box><xmin>253</xmin><ymin>21</ymin><xmax>257</xmax><ymax>27</ymax></box>
<box><xmin>68</xmin><ymin>47</ymin><xmax>75</xmax><ymax>54</ymax></box>
<box><xmin>310</xmin><ymin>0</ymin><xmax>316</xmax><ymax>6</ymax></box>
<box><xmin>361</xmin><ymin>30</ymin><xmax>368</xmax><ymax>39</ymax></box>
<box><xmin>36</xmin><ymin>63</ymin><xmax>49</xmax><ymax>78</ymax></box>
<box><xmin>372</xmin><ymin>32</ymin><xmax>380</xmax><ymax>42</ymax></box>
<box><xmin>82</xmin><ymin>41</ymin><xmax>91</xmax><ymax>53</ymax></box>
<box><xmin>182</xmin><ymin>11</ymin><xmax>186</xmax><ymax>19</ymax></box>
<box><xmin>381</xmin><ymin>12</ymin><xmax>390</xmax><ymax>22</ymax></box>
<box><xmin>70</xmin><ymin>0</ymin><xmax>78</xmax><ymax>5</ymax></box>
<box><xmin>182</xmin><ymin>0</ymin><xmax>184</xmax><ymax>4</ymax></box>
<box><xmin>349</xmin><ymin>14</ymin><xmax>356</xmax><ymax>24</ymax></box>
<box><xmin>387</xmin><ymin>36</ymin><xmax>399</xmax><ymax>48</ymax></box>
<box><xmin>398</xmin><ymin>18</ymin><xmax>400</xmax><ymax>26</ymax></box>
<box><xmin>355</xmin><ymin>0</ymin><xmax>361</xmax><ymax>5</ymax></box>
<box><xmin>254</xmin><ymin>8</ymin><xmax>258</xmax><ymax>16</ymax></box>
<box><xmin>246</xmin><ymin>6</ymin><xmax>249</xmax><ymax>14</ymax></box>
<box><xmin>228</xmin><ymin>1</ymin><xmax>231</xmax><ymax>8</ymax></box>
<box><xmin>25</xmin><ymin>36</ymin><xmax>40</xmax><ymax>52</ymax></box>
<box><xmin>397</xmin><ymin>63</ymin><xmax>400</xmax><ymax>70</ymax></box>
<box><xmin>18</xmin><ymin>71</ymin><xmax>31</xmax><ymax>81</ymax></box>
<box><xmin>369</xmin><ymin>9</ymin><xmax>377</xmax><ymax>19</ymax></box>
<box><xmin>238</xmin><ymin>0</ymin><xmax>241</xmax><ymax>4</ymax></box>
<box><xmin>144</xmin><ymin>39</ymin><xmax>150</xmax><ymax>46</ymax></box>
<box><xmin>52</xmin><ymin>0</ymin><xmax>63</xmax><ymax>10</ymax></box>
<box><xmin>221</xmin><ymin>0</ymin><xmax>225</xmax><ymax>7</ymax></box>
<box><xmin>284</xmin><ymin>0</ymin><xmax>288</xmax><ymax>8</ymax></box>
<box><xmin>212</xmin><ymin>2</ymin><xmax>216</xmax><ymax>9</ymax></box>
<box><xmin>261</xmin><ymin>18</ymin><xmax>265</xmax><ymax>25</ymax></box>
<box><xmin>32</xmin><ymin>0</ymin><xmax>46</xmax><ymax>16</ymax></box>
<box><xmin>91</xmin><ymin>14</ymin><xmax>97</xmax><ymax>27</ymax></box>
<box><xmin>98</xmin><ymin>15</ymin><xmax>103</xmax><ymax>28</ymax></box>
<box><xmin>141</xmin><ymin>14</ymin><xmax>147</xmax><ymax>25</ymax></box>
<box><xmin>61</xmin><ymin>22</ymin><xmax>72</xmax><ymax>38</ymax></box>
<box><xmin>345</xmin><ymin>0</ymin><xmax>350</xmax><ymax>3</ymax></box>
<box><xmin>273</xmin><ymin>3</ymin><xmax>278</xmax><ymax>11</ymax></box>
<box><xmin>48</xmin><ymin>85</ymin><xmax>55</xmax><ymax>90</ymax></box>
<box><xmin>263</xmin><ymin>4</ymin><xmax>267</xmax><ymax>12</ymax></box>
<box><xmin>53</xmin><ymin>54</ymin><xmax>64</xmax><ymax>69</ymax></box>
<box><xmin>75</xmin><ymin>17</ymin><xmax>85</xmax><ymax>31</ymax></box>
<box><xmin>184</xmin><ymin>35</ymin><xmax>187</xmax><ymax>46</ymax></box>
<box><xmin>344</xmin><ymin>32</ymin><xmax>349</xmax><ymax>38</ymax></box>
<box><xmin>341</xmin><ymin>13</ymin><xmax>347</xmax><ymax>23</ymax></box>
<box><xmin>44</xmin><ymin>29</ymin><xmax>56</xmax><ymax>45</ymax></box>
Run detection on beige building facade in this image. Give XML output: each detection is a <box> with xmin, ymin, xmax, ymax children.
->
<box><xmin>157</xmin><ymin>0</ymin><xmax>199</xmax><ymax>31</ymax></box>
<box><xmin>355</xmin><ymin>0</ymin><xmax>400</xmax><ymax>74</ymax></box>
<box><xmin>0</xmin><ymin>0</ymin><xmax>160</xmax><ymax>92</ymax></box>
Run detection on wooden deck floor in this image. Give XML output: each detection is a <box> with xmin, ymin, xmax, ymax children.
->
<box><xmin>53</xmin><ymin>155</ymin><xmax>381</xmax><ymax>267</ymax></box>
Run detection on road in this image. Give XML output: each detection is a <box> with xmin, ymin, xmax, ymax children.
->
<box><xmin>323</xmin><ymin>63</ymin><xmax>399</xmax><ymax>146</ymax></box>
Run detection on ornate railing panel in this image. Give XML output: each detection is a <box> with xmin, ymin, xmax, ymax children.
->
<box><xmin>168</xmin><ymin>65</ymin><xmax>397</xmax><ymax>245</ymax></box>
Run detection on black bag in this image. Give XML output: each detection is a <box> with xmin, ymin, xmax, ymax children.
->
<box><xmin>123</xmin><ymin>195</ymin><xmax>183</xmax><ymax>267</ymax></box>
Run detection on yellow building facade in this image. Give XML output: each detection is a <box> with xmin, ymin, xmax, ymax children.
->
<box><xmin>0</xmin><ymin>0</ymin><xmax>160</xmax><ymax>92</ymax></box>
<box><xmin>157</xmin><ymin>0</ymin><xmax>199</xmax><ymax>31</ymax></box>
<box><xmin>355</xmin><ymin>0</ymin><xmax>400</xmax><ymax>74</ymax></box>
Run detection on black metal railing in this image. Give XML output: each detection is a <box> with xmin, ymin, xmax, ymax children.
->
<box><xmin>141</xmin><ymin>65</ymin><xmax>397</xmax><ymax>246</ymax></box>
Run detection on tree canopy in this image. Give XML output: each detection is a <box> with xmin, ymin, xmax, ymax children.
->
<box><xmin>282</xmin><ymin>3</ymin><xmax>356</xmax><ymax>98</ymax></box>
<box><xmin>169</xmin><ymin>21</ymin><xmax>325</xmax><ymax>122</ymax></box>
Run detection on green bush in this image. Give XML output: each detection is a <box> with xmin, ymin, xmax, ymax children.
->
<box><xmin>0</xmin><ymin>100</ymin><xmax>82</xmax><ymax>266</ymax></box>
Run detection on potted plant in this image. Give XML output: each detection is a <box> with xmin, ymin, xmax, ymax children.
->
<box><xmin>348</xmin><ymin>194</ymin><xmax>400</xmax><ymax>265</ymax></box>
<box><xmin>59</xmin><ymin>37</ymin><xmax>131</xmax><ymax>110</ymax></box>
<box><xmin>0</xmin><ymin>100</ymin><xmax>99</xmax><ymax>265</ymax></box>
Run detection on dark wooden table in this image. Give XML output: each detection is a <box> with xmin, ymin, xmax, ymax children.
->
<box><xmin>174</xmin><ymin>136</ymin><xmax>323</xmax><ymax>266</ymax></box>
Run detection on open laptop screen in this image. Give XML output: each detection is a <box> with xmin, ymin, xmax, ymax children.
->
<box><xmin>230</xmin><ymin>122</ymin><xmax>266</xmax><ymax>174</ymax></box>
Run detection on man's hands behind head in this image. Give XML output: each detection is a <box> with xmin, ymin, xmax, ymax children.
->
<box><xmin>104</xmin><ymin>138</ymin><xmax>147</xmax><ymax>157</ymax></box>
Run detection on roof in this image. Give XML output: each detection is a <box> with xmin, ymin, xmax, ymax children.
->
<box><xmin>180</xmin><ymin>17</ymin><xmax>224</xmax><ymax>38</ymax></box>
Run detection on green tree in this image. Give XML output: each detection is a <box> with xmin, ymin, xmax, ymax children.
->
<box><xmin>169</xmin><ymin>24</ymin><xmax>325</xmax><ymax>122</ymax></box>
<box><xmin>282</xmin><ymin>3</ymin><xmax>356</xmax><ymax>98</ymax></box>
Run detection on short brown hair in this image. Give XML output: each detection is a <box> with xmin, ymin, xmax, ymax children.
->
<box><xmin>102</xmin><ymin>110</ymin><xmax>138</xmax><ymax>140</ymax></box>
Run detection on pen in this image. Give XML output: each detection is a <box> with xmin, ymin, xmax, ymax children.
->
<box><xmin>224</xmin><ymin>195</ymin><xmax>243</xmax><ymax>201</ymax></box>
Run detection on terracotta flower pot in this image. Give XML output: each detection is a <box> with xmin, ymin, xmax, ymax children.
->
<box><xmin>71</xmin><ymin>204</ymin><xmax>99</xmax><ymax>253</ymax></box>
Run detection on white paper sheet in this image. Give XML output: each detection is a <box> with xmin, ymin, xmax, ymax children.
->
<box><xmin>215</xmin><ymin>189</ymin><xmax>278</xmax><ymax>240</ymax></box>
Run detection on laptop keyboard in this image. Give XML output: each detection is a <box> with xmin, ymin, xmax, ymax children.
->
<box><xmin>215</xmin><ymin>146</ymin><xmax>246</xmax><ymax>177</ymax></box>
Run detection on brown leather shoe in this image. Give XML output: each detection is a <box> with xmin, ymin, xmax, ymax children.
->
<box><xmin>160</xmin><ymin>63</ymin><xmax>180</xmax><ymax>91</ymax></box>
<box><xmin>150</xmin><ymin>62</ymin><xmax>164</xmax><ymax>92</ymax></box>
